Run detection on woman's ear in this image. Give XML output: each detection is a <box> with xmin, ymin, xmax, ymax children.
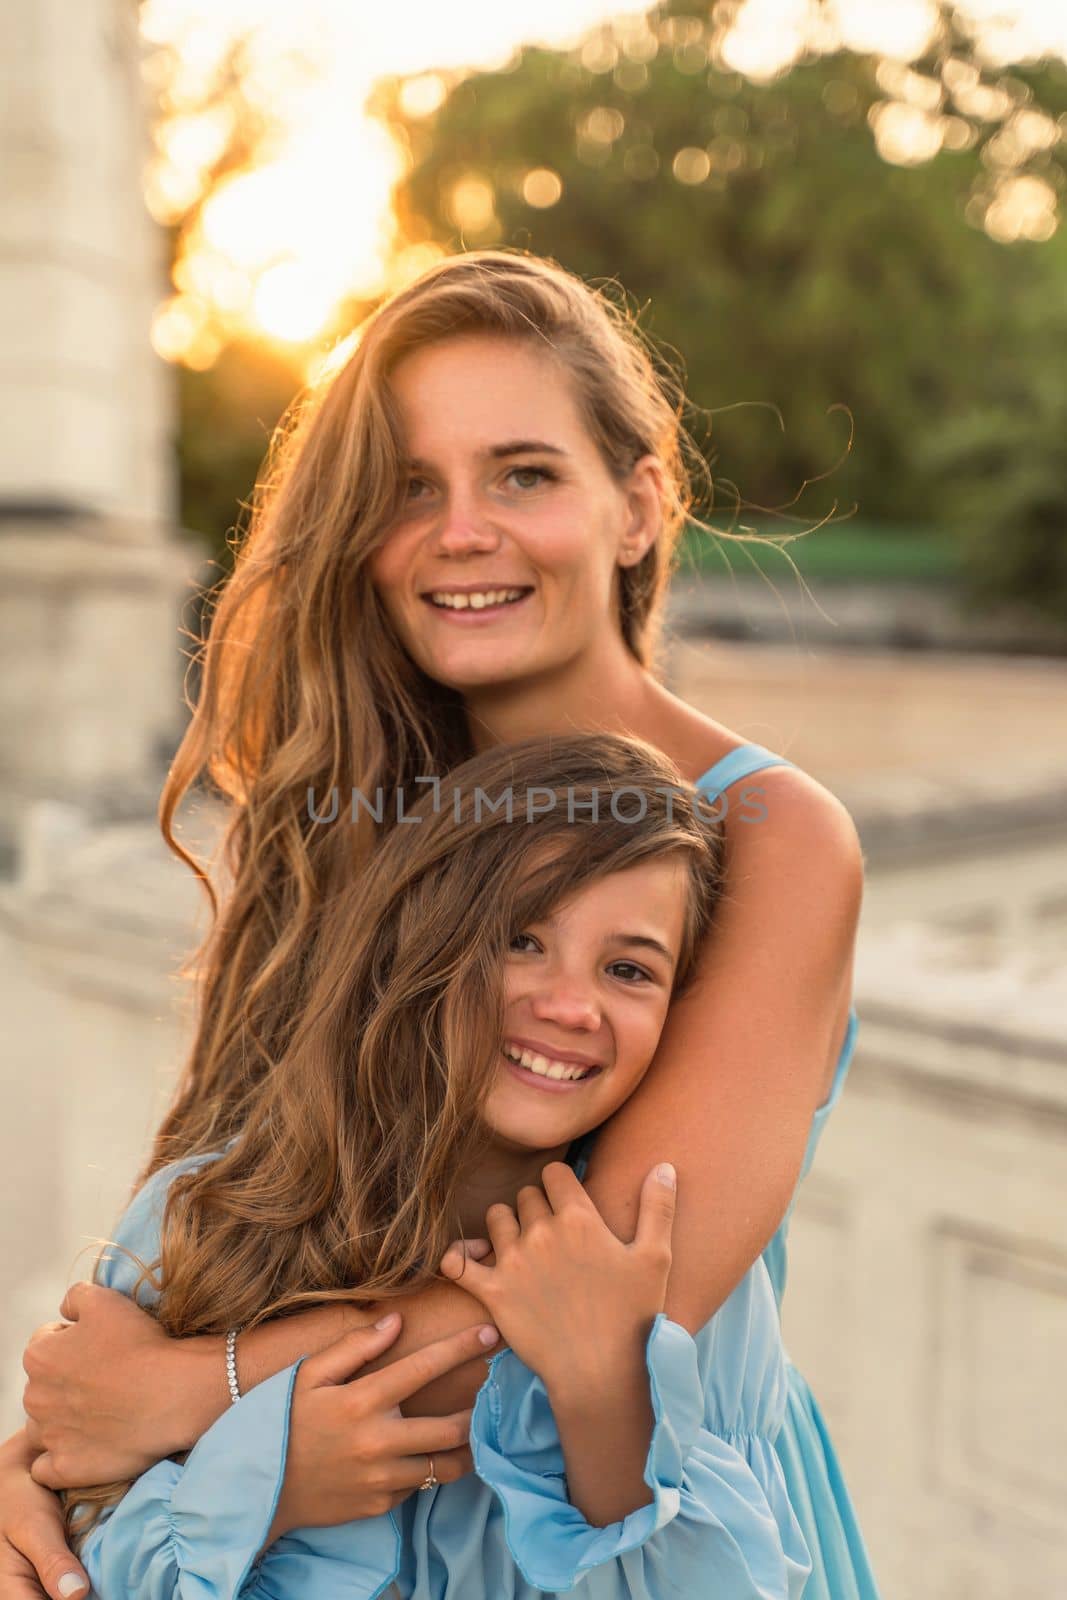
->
<box><xmin>617</xmin><ymin>454</ymin><xmax>664</xmax><ymax>566</ymax></box>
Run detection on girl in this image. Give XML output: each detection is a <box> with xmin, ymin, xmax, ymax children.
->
<box><xmin>69</xmin><ymin>735</ymin><xmax>810</xmax><ymax>1598</ymax></box>
<box><xmin>9</xmin><ymin>249</ymin><xmax>879</xmax><ymax>1600</ymax></box>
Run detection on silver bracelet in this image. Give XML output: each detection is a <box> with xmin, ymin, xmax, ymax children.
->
<box><xmin>225</xmin><ymin>1327</ymin><xmax>242</xmax><ymax>1404</ymax></box>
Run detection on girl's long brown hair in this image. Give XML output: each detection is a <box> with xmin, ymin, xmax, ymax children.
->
<box><xmin>150</xmin><ymin>249</ymin><xmax>716</xmax><ymax>1181</ymax></box>
<box><xmin>138</xmin><ymin>734</ymin><xmax>721</xmax><ymax>1332</ymax></box>
<box><xmin>69</xmin><ymin>733</ymin><xmax>721</xmax><ymax>1545</ymax></box>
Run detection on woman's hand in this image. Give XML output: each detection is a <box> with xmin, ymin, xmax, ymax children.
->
<box><xmin>438</xmin><ymin>1161</ymin><xmax>677</xmax><ymax>1399</ymax></box>
<box><xmin>0</xmin><ymin>1427</ymin><xmax>89</xmax><ymax>1600</ymax></box>
<box><xmin>266</xmin><ymin>1313</ymin><xmax>501</xmax><ymax>1542</ymax></box>
<box><xmin>22</xmin><ymin>1283</ymin><xmax>219</xmax><ymax>1489</ymax></box>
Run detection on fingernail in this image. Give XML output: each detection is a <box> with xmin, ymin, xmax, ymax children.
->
<box><xmin>374</xmin><ymin>1312</ymin><xmax>399</xmax><ymax>1329</ymax></box>
<box><xmin>656</xmin><ymin>1162</ymin><xmax>676</xmax><ymax>1188</ymax></box>
<box><xmin>59</xmin><ymin>1577</ymin><xmax>88</xmax><ymax>1598</ymax></box>
<box><xmin>478</xmin><ymin>1324</ymin><xmax>499</xmax><ymax>1346</ymax></box>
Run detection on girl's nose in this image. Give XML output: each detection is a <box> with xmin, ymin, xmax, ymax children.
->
<box><xmin>529</xmin><ymin>981</ymin><xmax>601</xmax><ymax>1032</ymax></box>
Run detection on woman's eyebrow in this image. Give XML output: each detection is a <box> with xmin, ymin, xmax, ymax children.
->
<box><xmin>487</xmin><ymin>439</ymin><xmax>569</xmax><ymax>458</ymax></box>
<box><xmin>404</xmin><ymin>440</ymin><xmax>569</xmax><ymax>470</ymax></box>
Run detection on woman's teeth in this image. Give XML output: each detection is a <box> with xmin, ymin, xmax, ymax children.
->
<box><xmin>429</xmin><ymin>588</ymin><xmax>526</xmax><ymax>610</ymax></box>
<box><xmin>503</xmin><ymin>1043</ymin><xmax>597</xmax><ymax>1082</ymax></box>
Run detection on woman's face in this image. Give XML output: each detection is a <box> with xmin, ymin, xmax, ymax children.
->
<box><xmin>368</xmin><ymin>332</ymin><xmax>662</xmax><ymax>693</ymax></box>
<box><xmin>481</xmin><ymin>855</ymin><xmax>690</xmax><ymax>1155</ymax></box>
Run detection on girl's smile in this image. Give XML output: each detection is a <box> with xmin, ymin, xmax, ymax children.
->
<box><xmin>500</xmin><ymin>1037</ymin><xmax>605</xmax><ymax>1091</ymax></box>
<box><xmin>482</xmin><ymin>856</ymin><xmax>687</xmax><ymax>1150</ymax></box>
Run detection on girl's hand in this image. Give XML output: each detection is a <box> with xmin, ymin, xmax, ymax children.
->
<box><xmin>22</xmin><ymin>1284</ymin><xmax>209</xmax><ymax>1488</ymax></box>
<box><xmin>438</xmin><ymin>1161</ymin><xmax>677</xmax><ymax>1399</ymax></box>
<box><xmin>0</xmin><ymin>1427</ymin><xmax>89</xmax><ymax>1600</ymax></box>
<box><xmin>267</xmin><ymin>1314</ymin><xmax>500</xmax><ymax>1540</ymax></box>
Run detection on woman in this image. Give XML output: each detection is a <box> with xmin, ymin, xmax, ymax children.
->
<box><xmin>9</xmin><ymin>249</ymin><xmax>878</xmax><ymax>1600</ymax></box>
<box><xmin>68</xmin><ymin>734</ymin><xmax>813</xmax><ymax>1598</ymax></box>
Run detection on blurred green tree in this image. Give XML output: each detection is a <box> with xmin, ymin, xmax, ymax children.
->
<box><xmin>160</xmin><ymin>2</ymin><xmax>1067</xmax><ymax>625</ymax></box>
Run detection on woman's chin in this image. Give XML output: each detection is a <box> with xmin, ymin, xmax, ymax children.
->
<box><xmin>424</xmin><ymin>648</ymin><xmax>535</xmax><ymax>694</ymax></box>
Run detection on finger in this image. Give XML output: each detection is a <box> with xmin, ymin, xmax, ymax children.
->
<box><xmin>540</xmin><ymin>1160</ymin><xmax>600</xmax><ymax>1214</ymax></box>
<box><xmin>455</xmin><ymin>1238</ymin><xmax>493</xmax><ymax>1259</ymax></box>
<box><xmin>358</xmin><ymin>1320</ymin><xmax>499</xmax><ymax>1411</ymax></box>
<box><xmin>382</xmin><ymin>1406</ymin><xmax>472</xmax><ymax>1457</ymax></box>
<box><xmin>28</xmin><ymin>1454</ymin><xmax>64</xmax><ymax>1492</ymax></box>
<box><xmin>515</xmin><ymin>1184</ymin><xmax>551</xmax><ymax>1230</ymax></box>
<box><xmin>7</xmin><ymin>1517</ymin><xmax>89</xmax><ymax>1600</ymax></box>
<box><xmin>438</xmin><ymin>1249</ymin><xmax>493</xmax><ymax>1295</ymax></box>
<box><xmin>23</xmin><ymin>1416</ymin><xmax>45</xmax><ymax>1453</ymax></box>
<box><xmin>23</xmin><ymin>1321</ymin><xmax>68</xmax><ymax>1351</ymax></box>
<box><xmin>299</xmin><ymin>1315</ymin><xmax>405</xmax><ymax>1387</ymax></box>
<box><xmin>438</xmin><ymin>1238</ymin><xmax>492</xmax><ymax>1277</ymax></box>
<box><xmin>57</xmin><ymin>1282</ymin><xmax>91</xmax><ymax>1324</ymax></box>
<box><xmin>389</xmin><ymin>1441</ymin><xmax>474</xmax><ymax>1494</ymax></box>
<box><xmin>438</xmin><ymin>1243</ymin><xmax>493</xmax><ymax>1285</ymax></box>
<box><xmin>633</xmin><ymin>1162</ymin><xmax>677</xmax><ymax>1254</ymax></box>
<box><xmin>484</xmin><ymin>1201</ymin><xmax>519</xmax><ymax>1253</ymax></box>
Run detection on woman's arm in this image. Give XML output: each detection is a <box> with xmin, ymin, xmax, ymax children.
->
<box><xmin>29</xmin><ymin>772</ymin><xmax>861</xmax><ymax>1464</ymax></box>
<box><xmin>585</xmin><ymin>771</ymin><xmax>864</xmax><ymax>1334</ymax></box>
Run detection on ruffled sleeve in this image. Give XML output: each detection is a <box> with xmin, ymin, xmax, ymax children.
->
<box><xmin>79</xmin><ymin>1362</ymin><xmax>303</xmax><ymax>1600</ymax></box>
<box><xmin>67</xmin><ymin>1153</ymin><xmax>276</xmax><ymax>1597</ymax></box>
<box><xmin>468</xmin><ymin>1263</ymin><xmax>812</xmax><ymax>1598</ymax></box>
<box><xmin>77</xmin><ymin>1150</ymin><xmax>404</xmax><ymax>1600</ymax></box>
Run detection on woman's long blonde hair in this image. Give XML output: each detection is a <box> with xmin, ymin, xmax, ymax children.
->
<box><xmin>151</xmin><ymin>249</ymin><xmax>711</xmax><ymax>1183</ymax></box>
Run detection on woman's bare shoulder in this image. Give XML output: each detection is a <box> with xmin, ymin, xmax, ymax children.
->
<box><xmin>635</xmin><ymin>680</ymin><xmax>864</xmax><ymax>893</ymax></box>
<box><xmin>723</xmin><ymin>756</ymin><xmax>864</xmax><ymax>886</ymax></box>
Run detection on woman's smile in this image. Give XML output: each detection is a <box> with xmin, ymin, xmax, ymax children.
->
<box><xmin>421</xmin><ymin>582</ymin><xmax>535</xmax><ymax>623</ymax></box>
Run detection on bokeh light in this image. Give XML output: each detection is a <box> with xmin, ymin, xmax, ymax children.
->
<box><xmin>138</xmin><ymin>0</ymin><xmax>1067</xmax><ymax>370</ymax></box>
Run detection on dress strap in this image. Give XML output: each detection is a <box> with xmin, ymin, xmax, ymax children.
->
<box><xmin>694</xmin><ymin>742</ymin><xmax>796</xmax><ymax>803</ymax></box>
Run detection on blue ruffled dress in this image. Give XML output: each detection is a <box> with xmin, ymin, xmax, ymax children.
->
<box><xmin>77</xmin><ymin>742</ymin><xmax>880</xmax><ymax>1599</ymax></box>
<box><xmin>79</xmin><ymin>1162</ymin><xmax>810</xmax><ymax>1598</ymax></box>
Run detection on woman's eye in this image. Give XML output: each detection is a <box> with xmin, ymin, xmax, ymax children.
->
<box><xmin>607</xmin><ymin>960</ymin><xmax>651</xmax><ymax>984</ymax></box>
<box><xmin>508</xmin><ymin>931</ymin><xmax>540</xmax><ymax>953</ymax></box>
<box><xmin>507</xmin><ymin>465</ymin><xmax>555</xmax><ymax>490</ymax></box>
<box><xmin>403</xmin><ymin>467</ymin><xmax>554</xmax><ymax>503</ymax></box>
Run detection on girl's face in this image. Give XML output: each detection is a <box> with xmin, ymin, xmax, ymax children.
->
<box><xmin>368</xmin><ymin>333</ymin><xmax>662</xmax><ymax>693</ymax></box>
<box><xmin>481</xmin><ymin>856</ymin><xmax>690</xmax><ymax>1155</ymax></box>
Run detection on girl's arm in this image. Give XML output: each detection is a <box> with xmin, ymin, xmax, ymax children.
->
<box><xmin>466</xmin><ymin>1271</ymin><xmax>813</xmax><ymax>1598</ymax></box>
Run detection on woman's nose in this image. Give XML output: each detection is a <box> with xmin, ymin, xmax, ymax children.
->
<box><xmin>433</xmin><ymin>495</ymin><xmax>500</xmax><ymax>557</ymax></box>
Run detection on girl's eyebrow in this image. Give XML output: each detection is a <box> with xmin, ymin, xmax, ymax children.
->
<box><xmin>404</xmin><ymin>440</ymin><xmax>569</xmax><ymax>470</ymax></box>
<box><xmin>606</xmin><ymin>933</ymin><xmax>676</xmax><ymax>970</ymax></box>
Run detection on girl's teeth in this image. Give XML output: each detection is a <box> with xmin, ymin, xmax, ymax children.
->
<box><xmin>503</xmin><ymin>1044</ymin><xmax>594</xmax><ymax>1082</ymax></box>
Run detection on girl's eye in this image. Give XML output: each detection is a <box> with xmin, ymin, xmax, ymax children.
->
<box><xmin>508</xmin><ymin>931</ymin><xmax>540</xmax><ymax>953</ymax></box>
<box><xmin>607</xmin><ymin>960</ymin><xmax>652</xmax><ymax>984</ymax></box>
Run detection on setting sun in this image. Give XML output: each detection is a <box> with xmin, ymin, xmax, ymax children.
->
<box><xmin>140</xmin><ymin>0</ymin><xmax>1066</xmax><ymax>370</ymax></box>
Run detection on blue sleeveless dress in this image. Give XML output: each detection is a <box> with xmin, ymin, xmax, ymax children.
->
<box><xmin>569</xmin><ymin>742</ymin><xmax>882</xmax><ymax>1600</ymax></box>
